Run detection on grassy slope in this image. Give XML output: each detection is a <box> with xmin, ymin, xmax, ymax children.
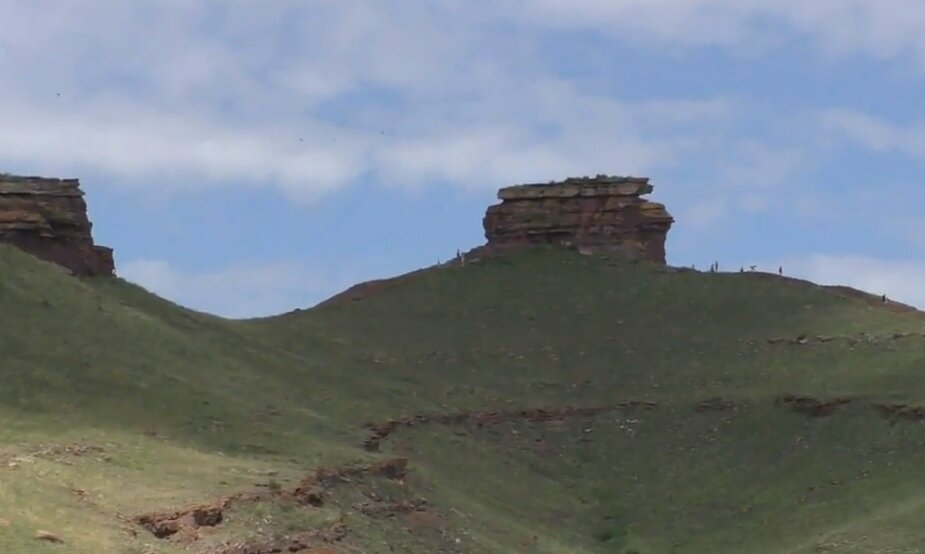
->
<box><xmin>3</xmin><ymin>244</ymin><xmax>925</xmax><ymax>552</ymax></box>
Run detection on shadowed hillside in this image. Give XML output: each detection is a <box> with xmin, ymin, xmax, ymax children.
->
<box><xmin>3</xmin><ymin>244</ymin><xmax>925</xmax><ymax>552</ymax></box>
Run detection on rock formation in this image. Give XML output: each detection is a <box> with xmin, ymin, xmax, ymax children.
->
<box><xmin>480</xmin><ymin>175</ymin><xmax>674</xmax><ymax>263</ymax></box>
<box><xmin>0</xmin><ymin>173</ymin><xmax>114</xmax><ymax>276</ymax></box>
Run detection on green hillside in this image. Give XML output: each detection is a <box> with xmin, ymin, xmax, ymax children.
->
<box><xmin>3</xmin><ymin>243</ymin><xmax>925</xmax><ymax>553</ymax></box>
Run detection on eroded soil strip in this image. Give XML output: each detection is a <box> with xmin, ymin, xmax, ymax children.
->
<box><xmin>775</xmin><ymin>395</ymin><xmax>856</xmax><ymax>417</ymax></box>
<box><xmin>716</xmin><ymin>394</ymin><xmax>925</xmax><ymax>423</ymax></box>
<box><xmin>135</xmin><ymin>458</ymin><xmax>408</xmax><ymax>539</ymax></box>
<box><xmin>362</xmin><ymin>401</ymin><xmax>658</xmax><ymax>451</ymax></box>
<box><xmin>359</xmin><ymin>395</ymin><xmax>925</xmax><ymax>438</ymax></box>
<box><xmin>760</xmin><ymin>332</ymin><xmax>925</xmax><ymax>346</ymax></box>
<box><xmin>362</xmin><ymin>396</ymin><xmax>925</xmax><ymax>451</ymax></box>
<box><xmin>873</xmin><ymin>403</ymin><xmax>925</xmax><ymax>423</ymax></box>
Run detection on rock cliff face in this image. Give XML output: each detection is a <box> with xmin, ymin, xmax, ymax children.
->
<box><xmin>481</xmin><ymin>175</ymin><xmax>673</xmax><ymax>263</ymax></box>
<box><xmin>0</xmin><ymin>174</ymin><xmax>114</xmax><ymax>276</ymax></box>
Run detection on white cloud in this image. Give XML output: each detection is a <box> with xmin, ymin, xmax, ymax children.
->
<box><xmin>119</xmin><ymin>259</ymin><xmax>365</xmax><ymax>318</ymax></box>
<box><xmin>820</xmin><ymin>108</ymin><xmax>925</xmax><ymax>157</ymax></box>
<box><xmin>513</xmin><ymin>0</ymin><xmax>925</xmax><ymax>64</ymax></box>
<box><xmin>0</xmin><ymin>98</ymin><xmax>365</xmax><ymax>201</ymax></box>
<box><xmin>0</xmin><ymin>0</ymin><xmax>903</xmax><ymax>203</ymax></box>
<box><xmin>509</xmin><ymin>0</ymin><xmax>763</xmax><ymax>48</ymax></box>
<box><xmin>779</xmin><ymin>254</ymin><xmax>925</xmax><ymax>309</ymax></box>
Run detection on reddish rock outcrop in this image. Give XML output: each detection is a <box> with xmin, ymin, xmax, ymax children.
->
<box><xmin>0</xmin><ymin>173</ymin><xmax>114</xmax><ymax>276</ymax></box>
<box><xmin>362</xmin><ymin>402</ymin><xmax>658</xmax><ymax>451</ymax></box>
<box><xmin>135</xmin><ymin>458</ymin><xmax>409</xmax><ymax>539</ymax></box>
<box><xmin>481</xmin><ymin>175</ymin><xmax>673</xmax><ymax>263</ymax></box>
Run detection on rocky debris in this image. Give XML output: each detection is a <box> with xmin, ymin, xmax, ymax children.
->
<box><xmin>69</xmin><ymin>487</ymin><xmax>91</xmax><ymax>503</ymax></box>
<box><xmin>32</xmin><ymin>443</ymin><xmax>107</xmax><ymax>464</ymax></box>
<box><xmin>479</xmin><ymin>175</ymin><xmax>674</xmax><ymax>263</ymax></box>
<box><xmin>362</xmin><ymin>402</ymin><xmax>658</xmax><ymax>451</ymax></box>
<box><xmin>768</xmin><ymin>396</ymin><xmax>925</xmax><ymax>424</ymax></box>
<box><xmin>776</xmin><ymin>395</ymin><xmax>855</xmax><ymax>417</ymax></box>
<box><xmin>872</xmin><ymin>403</ymin><xmax>925</xmax><ymax>423</ymax></box>
<box><xmin>135</xmin><ymin>458</ymin><xmax>408</xmax><ymax>539</ymax></box>
<box><xmin>694</xmin><ymin>398</ymin><xmax>747</xmax><ymax>412</ymax></box>
<box><xmin>209</xmin><ymin>522</ymin><xmax>348</xmax><ymax>554</ymax></box>
<box><xmin>763</xmin><ymin>332</ymin><xmax>924</xmax><ymax>346</ymax></box>
<box><xmin>288</xmin><ymin>458</ymin><xmax>409</xmax><ymax>506</ymax></box>
<box><xmin>0</xmin><ymin>173</ymin><xmax>114</xmax><ymax>276</ymax></box>
<box><xmin>1</xmin><ymin>442</ymin><xmax>108</xmax><ymax>469</ymax></box>
<box><xmin>136</xmin><ymin>505</ymin><xmax>226</xmax><ymax>538</ymax></box>
<box><xmin>34</xmin><ymin>530</ymin><xmax>65</xmax><ymax>543</ymax></box>
<box><xmin>751</xmin><ymin>332</ymin><xmax>925</xmax><ymax>345</ymax></box>
<box><xmin>355</xmin><ymin>497</ymin><xmax>428</xmax><ymax>519</ymax></box>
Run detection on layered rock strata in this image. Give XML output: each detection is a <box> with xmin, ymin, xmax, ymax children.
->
<box><xmin>0</xmin><ymin>173</ymin><xmax>114</xmax><ymax>276</ymax></box>
<box><xmin>481</xmin><ymin>175</ymin><xmax>674</xmax><ymax>263</ymax></box>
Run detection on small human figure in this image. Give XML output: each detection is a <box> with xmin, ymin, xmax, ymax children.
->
<box><xmin>778</xmin><ymin>266</ymin><xmax>783</xmax><ymax>276</ymax></box>
<box><xmin>882</xmin><ymin>294</ymin><xmax>887</xmax><ymax>303</ymax></box>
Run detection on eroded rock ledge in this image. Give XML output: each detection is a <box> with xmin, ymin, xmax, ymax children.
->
<box><xmin>481</xmin><ymin>175</ymin><xmax>674</xmax><ymax>263</ymax></box>
<box><xmin>0</xmin><ymin>173</ymin><xmax>114</xmax><ymax>276</ymax></box>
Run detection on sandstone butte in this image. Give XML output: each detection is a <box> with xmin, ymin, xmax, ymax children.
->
<box><xmin>479</xmin><ymin>175</ymin><xmax>674</xmax><ymax>264</ymax></box>
<box><xmin>0</xmin><ymin>171</ymin><xmax>672</xmax><ymax>279</ymax></box>
<box><xmin>0</xmin><ymin>173</ymin><xmax>114</xmax><ymax>277</ymax></box>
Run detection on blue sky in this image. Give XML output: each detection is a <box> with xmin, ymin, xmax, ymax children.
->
<box><xmin>2</xmin><ymin>0</ymin><xmax>925</xmax><ymax>317</ymax></box>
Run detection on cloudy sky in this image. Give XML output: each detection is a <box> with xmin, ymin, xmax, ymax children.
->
<box><xmin>2</xmin><ymin>0</ymin><xmax>925</xmax><ymax>317</ymax></box>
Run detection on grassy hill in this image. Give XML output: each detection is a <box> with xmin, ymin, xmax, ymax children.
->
<box><xmin>3</xmin><ymin>243</ymin><xmax>925</xmax><ymax>553</ymax></box>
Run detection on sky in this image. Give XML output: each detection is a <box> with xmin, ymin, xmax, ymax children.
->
<box><xmin>2</xmin><ymin>0</ymin><xmax>925</xmax><ymax>317</ymax></box>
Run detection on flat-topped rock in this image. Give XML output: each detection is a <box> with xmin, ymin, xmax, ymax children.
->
<box><xmin>481</xmin><ymin>174</ymin><xmax>673</xmax><ymax>263</ymax></box>
<box><xmin>0</xmin><ymin>173</ymin><xmax>114</xmax><ymax>276</ymax></box>
<box><xmin>498</xmin><ymin>176</ymin><xmax>653</xmax><ymax>200</ymax></box>
<box><xmin>0</xmin><ymin>176</ymin><xmax>85</xmax><ymax>196</ymax></box>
